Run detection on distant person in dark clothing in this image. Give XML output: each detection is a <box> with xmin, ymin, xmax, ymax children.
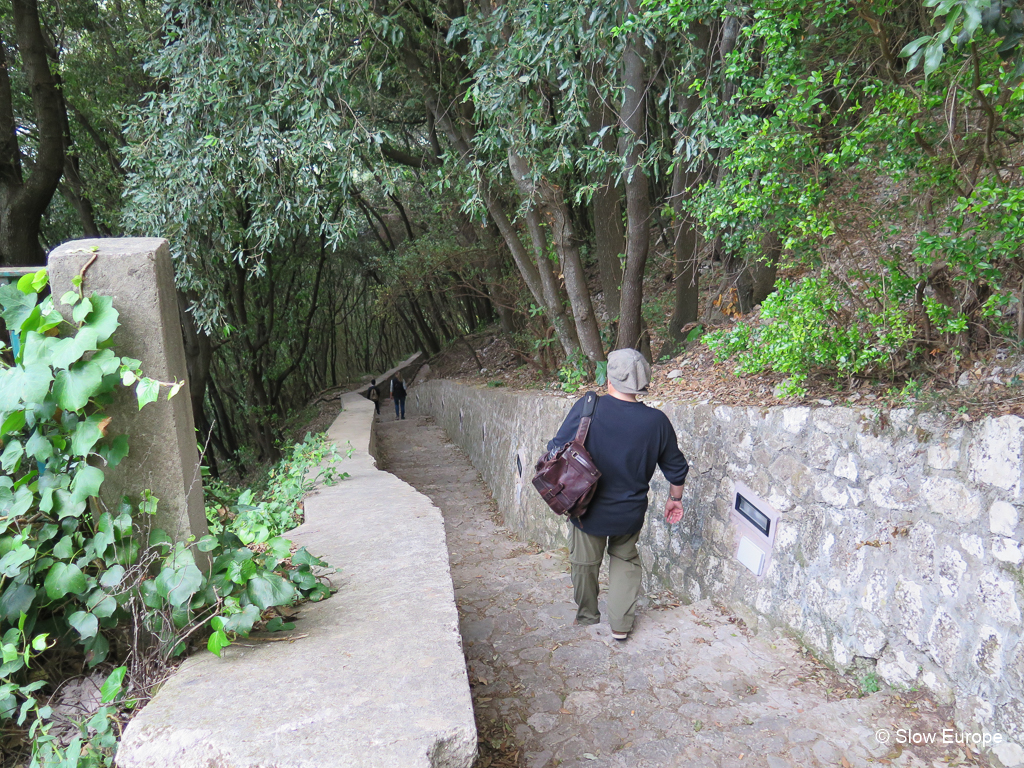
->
<box><xmin>367</xmin><ymin>379</ymin><xmax>381</xmax><ymax>415</ymax></box>
<box><xmin>390</xmin><ymin>372</ymin><xmax>407</xmax><ymax>420</ymax></box>
<box><xmin>547</xmin><ymin>348</ymin><xmax>689</xmax><ymax>641</ymax></box>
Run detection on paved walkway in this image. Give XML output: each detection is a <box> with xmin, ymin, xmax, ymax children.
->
<box><xmin>376</xmin><ymin>414</ymin><xmax>977</xmax><ymax>768</ymax></box>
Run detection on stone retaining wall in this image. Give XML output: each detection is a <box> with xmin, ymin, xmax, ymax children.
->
<box><xmin>412</xmin><ymin>380</ymin><xmax>1024</xmax><ymax>766</ymax></box>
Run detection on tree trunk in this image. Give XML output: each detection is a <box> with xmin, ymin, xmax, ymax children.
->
<box><xmin>508</xmin><ymin>150</ymin><xmax>604</xmax><ymax>364</ymax></box>
<box><xmin>177</xmin><ymin>290</ymin><xmax>213</xmax><ymax>445</ymax></box>
<box><xmin>749</xmin><ymin>231</ymin><xmax>780</xmax><ymax>308</ymax></box>
<box><xmin>665</xmin><ymin>21</ymin><xmax>713</xmax><ymax>355</ymax></box>
<box><xmin>667</xmin><ymin>161</ymin><xmax>701</xmax><ymax>349</ymax></box>
<box><xmin>479</xmin><ymin>225</ymin><xmax>519</xmax><ymax>335</ymax></box>
<box><xmin>0</xmin><ymin>0</ymin><xmax>67</xmax><ymax>267</ymax></box>
<box><xmin>503</xmin><ymin>197</ymin><xmax>581</xmax><ymax>358</ymax></box>
<box><xmin>407</xmin><ymin>296</ymin><xmax>442</xmax><ymax>355</ymax></box>
<box><xmin>615</xmin><ymin>0</ymin><xmax>652</xmax><ymax>355</ymax></box>
<box><xmin>416</xmin><ymin>75</ymin><xmax>581</xmax><ymax>359</ymax></box>
<box><xmin>588</xmin><ymin>80</ymin><xmax>624</xmax><ymax>324</ymax></box>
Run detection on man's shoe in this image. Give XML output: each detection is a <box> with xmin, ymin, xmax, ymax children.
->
<box><xmin>611</xmin><ymin>630</ymin><xmax>629</xmax><ymax>641</ymax></box>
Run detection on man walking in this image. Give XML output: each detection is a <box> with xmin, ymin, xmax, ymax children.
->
<box><xmin>367</xmin><ymin>379</ymin><xmax>381</xmax><ymax>415</ymax></box>
<box><xmin>546</xmin><ymin>348</ymin><xmax>689</xmax><ymax>641</ymax></box>
<box><xmin>390</xmin><ymin>372</ymin><xmax>407</xmax><ymax>420</ymax></box>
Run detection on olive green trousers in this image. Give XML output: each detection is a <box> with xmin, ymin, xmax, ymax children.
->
<box><xmin>568</xmin><ymin>524</ymin><xmax>643</xmax><ymax>634</ymax></box>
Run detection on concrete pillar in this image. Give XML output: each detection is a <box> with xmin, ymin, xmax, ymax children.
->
<box><xmin>48</xmin><ymin>238</ymin><xmax>207</xmax><ymax>543</ymax></box>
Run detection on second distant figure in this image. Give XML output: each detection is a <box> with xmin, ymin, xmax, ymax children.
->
<box><xmin>391</xmin><ymin>372</ymin><xmax>407</xmax><ymax>420</ymax></box>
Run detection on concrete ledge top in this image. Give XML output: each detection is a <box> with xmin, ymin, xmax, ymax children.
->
<box><xmin>117</xmin><ymin>394</ymin><xmax>476</xmax><ymax>768</ymax></box>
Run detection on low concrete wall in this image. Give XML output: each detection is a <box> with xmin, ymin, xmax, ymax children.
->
<box><xmin>117</xmin><ymin>394</ymin><xmax>476</xmax><ymax>768</ymax></box>
<box><xmin>412</xmin><ymin>380</ymin><xmax>1024</xmax><ymax>766</ymax></box>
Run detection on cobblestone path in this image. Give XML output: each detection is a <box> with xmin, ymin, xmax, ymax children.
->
<box><xmin>376</xmin><ymin>414</ymin><xmax>972</xmax><ymax>768</ymax></box>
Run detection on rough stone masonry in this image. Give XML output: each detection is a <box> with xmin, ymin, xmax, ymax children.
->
<box><xmin>412</xmin><ymin>380</ymin><xmax>1024</xmax><ymax>767</ymax></box>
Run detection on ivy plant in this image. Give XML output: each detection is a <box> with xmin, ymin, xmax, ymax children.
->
<box><xmin>204</xmin><ymin>432</ymin><xmax>348</xmax><ymax>545</ymax></box>
<box><xmin>0</xmin><ymin>272</ymin><xmax>334</xmax><ymax>764</ymax></box>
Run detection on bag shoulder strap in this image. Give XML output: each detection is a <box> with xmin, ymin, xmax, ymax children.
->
<box><xmin>573</xmin><ymin>391</ymin><xmax>598</xmax><ymax>444</ymax></box>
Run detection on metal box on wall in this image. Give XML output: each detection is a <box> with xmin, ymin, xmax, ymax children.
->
<box><xmin>729</xmin><ymin>480</ymin><xmax>781</xmax><ymax>579</ymax></box>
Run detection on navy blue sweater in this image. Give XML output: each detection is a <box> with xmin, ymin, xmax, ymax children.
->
<box><xmin>547</xmin><ymin>394</ymin><xmax>689</xmax><ymax>537</ymax></box>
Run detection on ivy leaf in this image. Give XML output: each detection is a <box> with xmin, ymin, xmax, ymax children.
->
<box><xmin>52</xmin><ymin>536</ymin><xmax>75</xmax><ymax>560</ymax></box>
<box><xmin>290</xmin><ymin>569</ymin><xmax>316</xmax><ymax>590</ymax></box>
<box><xmin>245</xmin><ymin>572</ymin><xmax>295</xmax><ymax>609</ymax></box>
<box><xmin>149</xmin><ymin>528</ymin><xmax>173</xmax><ymax>550</ymax></box>
<box><xmin>44</xmin><ymin>562</ymin><xmax>88</xmax><ymax>600</ymax></box>
<box><xmin>92</xmin><ymin>513</ymin><xmax>115</xmax><ymax>557</ymax></box>
<box><xmin>100</xmin><ymin>434</ymin><xmax>129</xmax><ymax>468</ymax></box>
<box><xmin>226</xmin><ymin>558</ymin><xmax>258</xmax><ymax>585</ymax></box>
<box><xmin>155</xmin><ymin>564</ymin><xmax>203</xmax><ymax>608</ymax></box>
<box><xmin>0</xmin><ymin>654</ymin><xmax>25</xmax><ymax>678</ymax></box>
<box><xmin>52</xmin><ymin>489</ymin><xmax>87</xmax><ymax>520</ymax></box>
<box><xmin>68</xmin><ymin>611</ymin><xmax>99</xmax><ymax>640</ymax></box>
<box><xmin>0</xmin><ymin>545</ymin><xmax>35</xmax><ymax>578</ymax></box>
<box><xmin>49</xmin><ymin>327</ymin><xmax>100</xmax><ymax>370</ymax></box>
<box><xmin>307</xmin><ymin>583</ymin><xmax>331</xmax><ymax>602</ymax></box>
<box><xmin>291</xmin><ymin>547</ymin><xmax>326</xmax><ymax>568</ymax></box>
<box><xmin>0</xmin><ymin>364</ymin><xmax>53</xmax><ymax>412</ymax></box>
<box><xmin>91</xmin><ymin>349</ymin><xmax>121</xmax><ymax>377</ymax></box>
<box><xmin>0</xmin><ymin>410</ymin><xmax>26</xmax><ymax>439</ymax></box>
<box><xmin>71</xmin><ymin>418</ymin><xmax>105</xmax><ymax>457</ymax></box>
<box><xmin>17</xmin><ymin>270</ymin><xmax>46</xmax><ymax>294</ymax></box>
<box><xmin>22</xmin><ymin>364</ymin><xmax>53</xmax><ymax>404</ymax></box>
<box><xmin>0</xmin><ymin>440</ymin><xmax>24</xmax><ymax>473</ymax></box>
<box><xmin>136</xmin><ymin>378</ymin><xmax>160</xmax><ymax>410</ymax></box>
<box><xmin>0</xmin><ymin>371</ymin><xmax>18</xmax><ymax>412</ymax></box>
<box><xmin>4</xmin><ymin>487</ymin><xmax>32</xmax><ymax>520</ymax></box>
<box><xmin>0</xmin><ymin>583</ymin><xmax>35</xmax><ymax>623</ymax></box>
<box><xmin>84</xmin><ymin>633</ymin><xmax>109</xmax><ymax>667</ymax></box>
<box><xmin>86</xmin><ymin>588</ymin><xmax>118</xmax><ymax>619</ymax></box>
<box><xmin>266</xmin><ymin>537</ymin><xmax>292</xmax><ymax>559</ymax></box>
<box><xmin>196</xmin><ymin>535</ymin><xmax>220</xmax><ymax>552</ymax></box>
<box><xmin>207</xmin><ymin>629</ymin><xmax>231</xmax><ymax>657</ymax></box>
<box><xmin>72</xmin><ymin>296</ymin><xmax>93</xmax><ymax>324</ymax></box>
<box><xmin>53</xmin><ymin>360</ymin><xmax>104</xmax><ymax>412</ymax></box>
<box><xmin>70</xmin><ymin>465</ymin><xmax>105</xmax><ymax>503</ymax></box>
<box><xmin>139</xmin><ymin>491</ymin><xmax>159</xmax><ymax>516</ymax></box>
<box><xmin>82</xmin><ymin>295</ymin><xmax>119</xmax><ymax>343</ymax></box>
<box><xmin>99</xmin><ymin>565</ymin><xmax>126</xmax><ymax>589</ymax></box>
<box><xmin>99</xmin><ymin>666</ymin><xmax>126</xmax><ymax>703</ymax></box>
<box><xmin>222</xmin><ymin>603</ymin><xmax>260</xmax><ymax>635</ymax></box>
<box><xmin>25</xmin><ymin>429</ymin><xmax>53</xmax><ymax>463</ymax></box>
<box><xmin>0</xmin><ymin>284</ymin><xmax>36</xmax><ymax>332</ymax></box>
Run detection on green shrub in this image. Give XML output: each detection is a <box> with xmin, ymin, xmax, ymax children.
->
<box><xmin>705</xmin><ymin>273</ymin><xmax>914</xmax><ymax>396</ymax></box>
<box><xmin>557</xmin><ymin>352</ymin><xmax>590</xmax><ymax>393</ymax></box>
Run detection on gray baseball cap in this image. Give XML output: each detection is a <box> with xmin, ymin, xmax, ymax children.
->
<box><xmin>606</xmin><ymin>348</ymin><xmax>651</xmax><ymax>394</ymax></box>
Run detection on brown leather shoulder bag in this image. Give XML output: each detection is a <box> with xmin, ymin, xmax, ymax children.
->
<box><xmin>532</xmin><ymin>391</ymin><xmax>601</xmax><ymax>519</ymax></box>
